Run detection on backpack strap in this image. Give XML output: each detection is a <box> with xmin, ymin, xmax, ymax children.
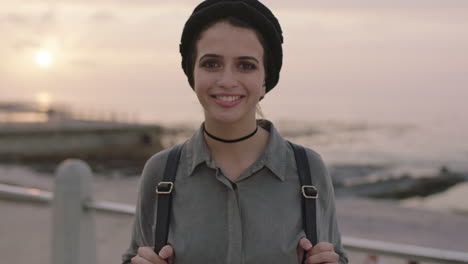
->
<box><xmin>154</xmin><ymin>144</ymin><xmax>183</xmax><ymax>254</ymax></box>
<box><xmin>288</xmin><ymin>141</ymin><xmax>318</xmax><ymax>247</ymax></box>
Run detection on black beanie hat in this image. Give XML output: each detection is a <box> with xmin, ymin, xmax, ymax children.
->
<box><xmin>180</xmin><ymin>0</ymin><xmax>283</xmax><ymax>94</ymax></box>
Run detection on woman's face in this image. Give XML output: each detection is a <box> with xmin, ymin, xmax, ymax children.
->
<box><xmin>193</xmin><ymin>21</ymin><xmax>266</xmax><ymax>126</ymax></box>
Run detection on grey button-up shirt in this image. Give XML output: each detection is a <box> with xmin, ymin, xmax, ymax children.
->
<box><xmin>122</xmin><ymin>120</ymin><xmax>348</xmax><ymax>264</ymax></box>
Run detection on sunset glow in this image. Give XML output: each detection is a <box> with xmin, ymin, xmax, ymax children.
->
<box><xmin>35</xmin><ymin>50</ymin><xmax>53</xmax><ymax>68</ymax></box>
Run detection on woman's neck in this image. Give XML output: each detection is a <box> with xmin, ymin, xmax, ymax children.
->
<box><xmin>203</xmin><ymin>119</ymin><xmax>269</xmax><ymax>179</ymax></box>
<box><xmin>204</xmin><ymin>118</ymin><xmax>258</xmax><ymax>142</ymax></box>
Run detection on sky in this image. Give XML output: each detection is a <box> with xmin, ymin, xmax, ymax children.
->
<box><xmin>1</xmin><ymin>0</ymin><xmax>467</xmax><ymax>124</ymax></box>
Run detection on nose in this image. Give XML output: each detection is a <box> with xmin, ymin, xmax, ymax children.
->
<box><xmin>216</xmin><ymin>67</ymin><xmax>238</xmax><ymax>88</ymax></box>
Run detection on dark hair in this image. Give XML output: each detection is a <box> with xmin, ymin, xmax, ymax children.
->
<box><xmin>189</xmin><ymin>16</ymin><xmax>268</xmax><ymax>80</ymax></box>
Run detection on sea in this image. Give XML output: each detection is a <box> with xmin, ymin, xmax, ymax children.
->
<box><xmin>134</xmin><ymin>87</ymin><xmax>468</xmax><ymax>173</ymax></box>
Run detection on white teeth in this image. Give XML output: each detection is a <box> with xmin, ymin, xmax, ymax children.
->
<box><xmin>216</xmin><ymin>96</ymin><xmax>241</xmax><ymax>102</ymax></box>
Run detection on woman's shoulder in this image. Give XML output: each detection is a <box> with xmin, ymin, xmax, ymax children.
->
<box><xmin>139</xmin><ymin>144</ymin><xmax>184</xmax><ymax>185</ymax></box>
<box><xmin>286</xmin><ymin>141</ymin><xmax>326</xmax><ymax>169</ymax></box>
<box><xmin>286</xmin><ymin>141</ymin><xmax>332</xmax><ymax>189</ymax></box>
<box><xmin>304</xmin><ymin>147</ymin><xmax>327</xmax><ymax>174</ymax></box>
<box><xmin>143</xmin><ymin>147</ymin><xmax>172</xmax><ymax>171</ymax></box>
<box><xmin>303</xmin><ymin>145</ymin><xmax>324</xmax><ymax>164</ymax></box>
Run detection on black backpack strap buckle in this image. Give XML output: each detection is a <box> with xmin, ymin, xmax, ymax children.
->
<box><xmin>156</xmin><ymin>182</ymin><xmax>174</xmax><ymax>194</ymax></box>
<box><xmin>301</xmin><ymin>185</ymin><xmax>318</xmax><ymax>199</ymax></box>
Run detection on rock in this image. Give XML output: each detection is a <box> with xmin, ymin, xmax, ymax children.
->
<box><xmin>334</xmin><ymin>166</ymin><xmax>466</xmax><ymax>199</ymax></box>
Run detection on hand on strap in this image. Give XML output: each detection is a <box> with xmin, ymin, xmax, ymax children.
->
<box><xmin>297</xmin><ymin>237</ymin><xmax>339</xmax><ymax>264</ymax></box>
<box><xmin>132</xmin><ymin>245</ymin><xmax>174</xmax><ymax>264</ymax></box>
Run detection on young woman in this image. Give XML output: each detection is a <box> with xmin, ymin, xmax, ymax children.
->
<box><xmin>123</xmin><ymin>0</ymin><xmax>348</xmax><ymax>263</ymax></box>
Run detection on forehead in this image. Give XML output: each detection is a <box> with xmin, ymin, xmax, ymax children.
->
<box><xmin>196</xmin><ymin>21</ymin><xmax>264</xmax><ymax>60</ymax></box>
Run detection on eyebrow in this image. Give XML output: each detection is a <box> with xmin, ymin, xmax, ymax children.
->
<box><xmin>199</xmin><ymin>54</ymin><xmax>260</xmax><ymax>64</ymax></box>
<box><xmin>238</xmin><ymin>56</ymin><xmax>260</xmax><ymax>64</ymax></box>
<box><xmin>199</xmin><ymin>54</ymin><xmax>221</xmax><ymax>62</ymax></box>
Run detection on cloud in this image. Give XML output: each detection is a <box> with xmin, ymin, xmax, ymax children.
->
<box><xmin>4</xmin><ymin>13</ymin><xmax>30</xmax><ymax>24</ymax></box>
<box><xmin>70</xmin><ymin>59</ymin><xmax>97</xmax><ymax>68</ymax></box>
<box><xmin>88</xmin><ymin>11</ymin><xmax>119</xmax><ymax>23</ymax></box>
<box><xmin>13</xmin><ymin>39</ymin><xmax>40</xmax><ymax>52</ymax></box>
<box><xmin>39</xmin><ymin>9</ymin><xmax>55</xmax><ymax>24</ymax></box>
<box><xmin>1</xmin><ymin>9</ymin><xmax>55</xmax><ymax>25</ymax></box>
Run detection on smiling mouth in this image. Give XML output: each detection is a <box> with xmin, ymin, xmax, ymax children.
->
<box><xmin>212</xmin><ymin>95</ymin><xmax>243</xmax><ymax>102</ymax></box>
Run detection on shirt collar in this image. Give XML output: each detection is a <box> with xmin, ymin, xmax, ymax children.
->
<box><xmin>257</xmin><ymin>120</ymin><xmax>289</xmax><ymax>181</ymax></box>
<box><xmin>184</xmin><ymin>120</ymin><xmax>290</xmax><ymax>181</ymax></box>
<box><xmin>185</xmin><ymin>123</ymin><xmax>213</xmax><ymax>176</ymax></box>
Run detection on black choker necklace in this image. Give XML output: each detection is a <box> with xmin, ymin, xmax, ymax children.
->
<box><xmin>203</xmin><ymin>124</ymin><xmax>258</xmax><ymax>143</ymax></box>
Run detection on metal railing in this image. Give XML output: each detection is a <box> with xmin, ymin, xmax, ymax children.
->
<box><xmin>1</xmin><ymin>159</ymin><xmax>468</xmax><ymax>264</ymax></box>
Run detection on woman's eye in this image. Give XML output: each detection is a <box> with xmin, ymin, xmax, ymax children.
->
<box><xmin>239</xmin><ymin>62</ymin><xmax>257</xmax><ymax>70</ymax></box>
<box><xmin>201</xmin><ymin>60</ymin><xmax>220</xmax><ymax>69</ymax></box>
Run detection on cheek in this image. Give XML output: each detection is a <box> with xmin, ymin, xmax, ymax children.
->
<box><xmin>194</xmin><ymin>64</ymin><xmax>216</xmax><ymax>81</ymax></box>
<box><xmin>194</xmin><ymin>77</ymin><xmax>211</xmax><ymax>94</ymax></box>
<box><xmin>193</xmin><ymin>69</ymin><xmax>209</xmax><ymax>92</ymax></box>
<box><xmin>193</xmin><ymin>75</ymin><xmax>217</xmax><ymax>106</ymax></box>
<box><xmin>245</xmin><ymin>76</ymin><xmax>266</xmax><ymax>96</ymax></box>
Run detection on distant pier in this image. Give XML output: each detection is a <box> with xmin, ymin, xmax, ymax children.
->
<box><xmin>0</xmin><ymin>101</ymin><xmax>164</xmax><ymax>163</ymax></box>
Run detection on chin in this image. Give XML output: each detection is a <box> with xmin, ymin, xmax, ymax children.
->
<box><xmin>205</xmin><ymin>110</ymin><xmax>254</xmax><ymax>125</ymax></box>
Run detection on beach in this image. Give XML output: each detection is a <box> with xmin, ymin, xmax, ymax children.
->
<box><xmin>2</xmin><ymin>164</ymin><xmax>467</xmax><ymax>264</ymax></box>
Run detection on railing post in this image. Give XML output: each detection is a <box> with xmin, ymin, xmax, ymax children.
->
<box><xmin>52</xmin><ymin>159</ymin><xmax>96</xmax><ymax>264</ymax></box>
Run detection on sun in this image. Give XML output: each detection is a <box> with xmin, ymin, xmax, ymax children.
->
<box><xmin>35</xmin><ymin>50</ymin><xmax>53</xmax><ymax>68</ymax></box>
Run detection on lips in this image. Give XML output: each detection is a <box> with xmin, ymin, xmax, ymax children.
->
<box><xmin>211</xmin><ymin>94</ymin><xmax>244</xmax><ymax>107</ymax></box>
